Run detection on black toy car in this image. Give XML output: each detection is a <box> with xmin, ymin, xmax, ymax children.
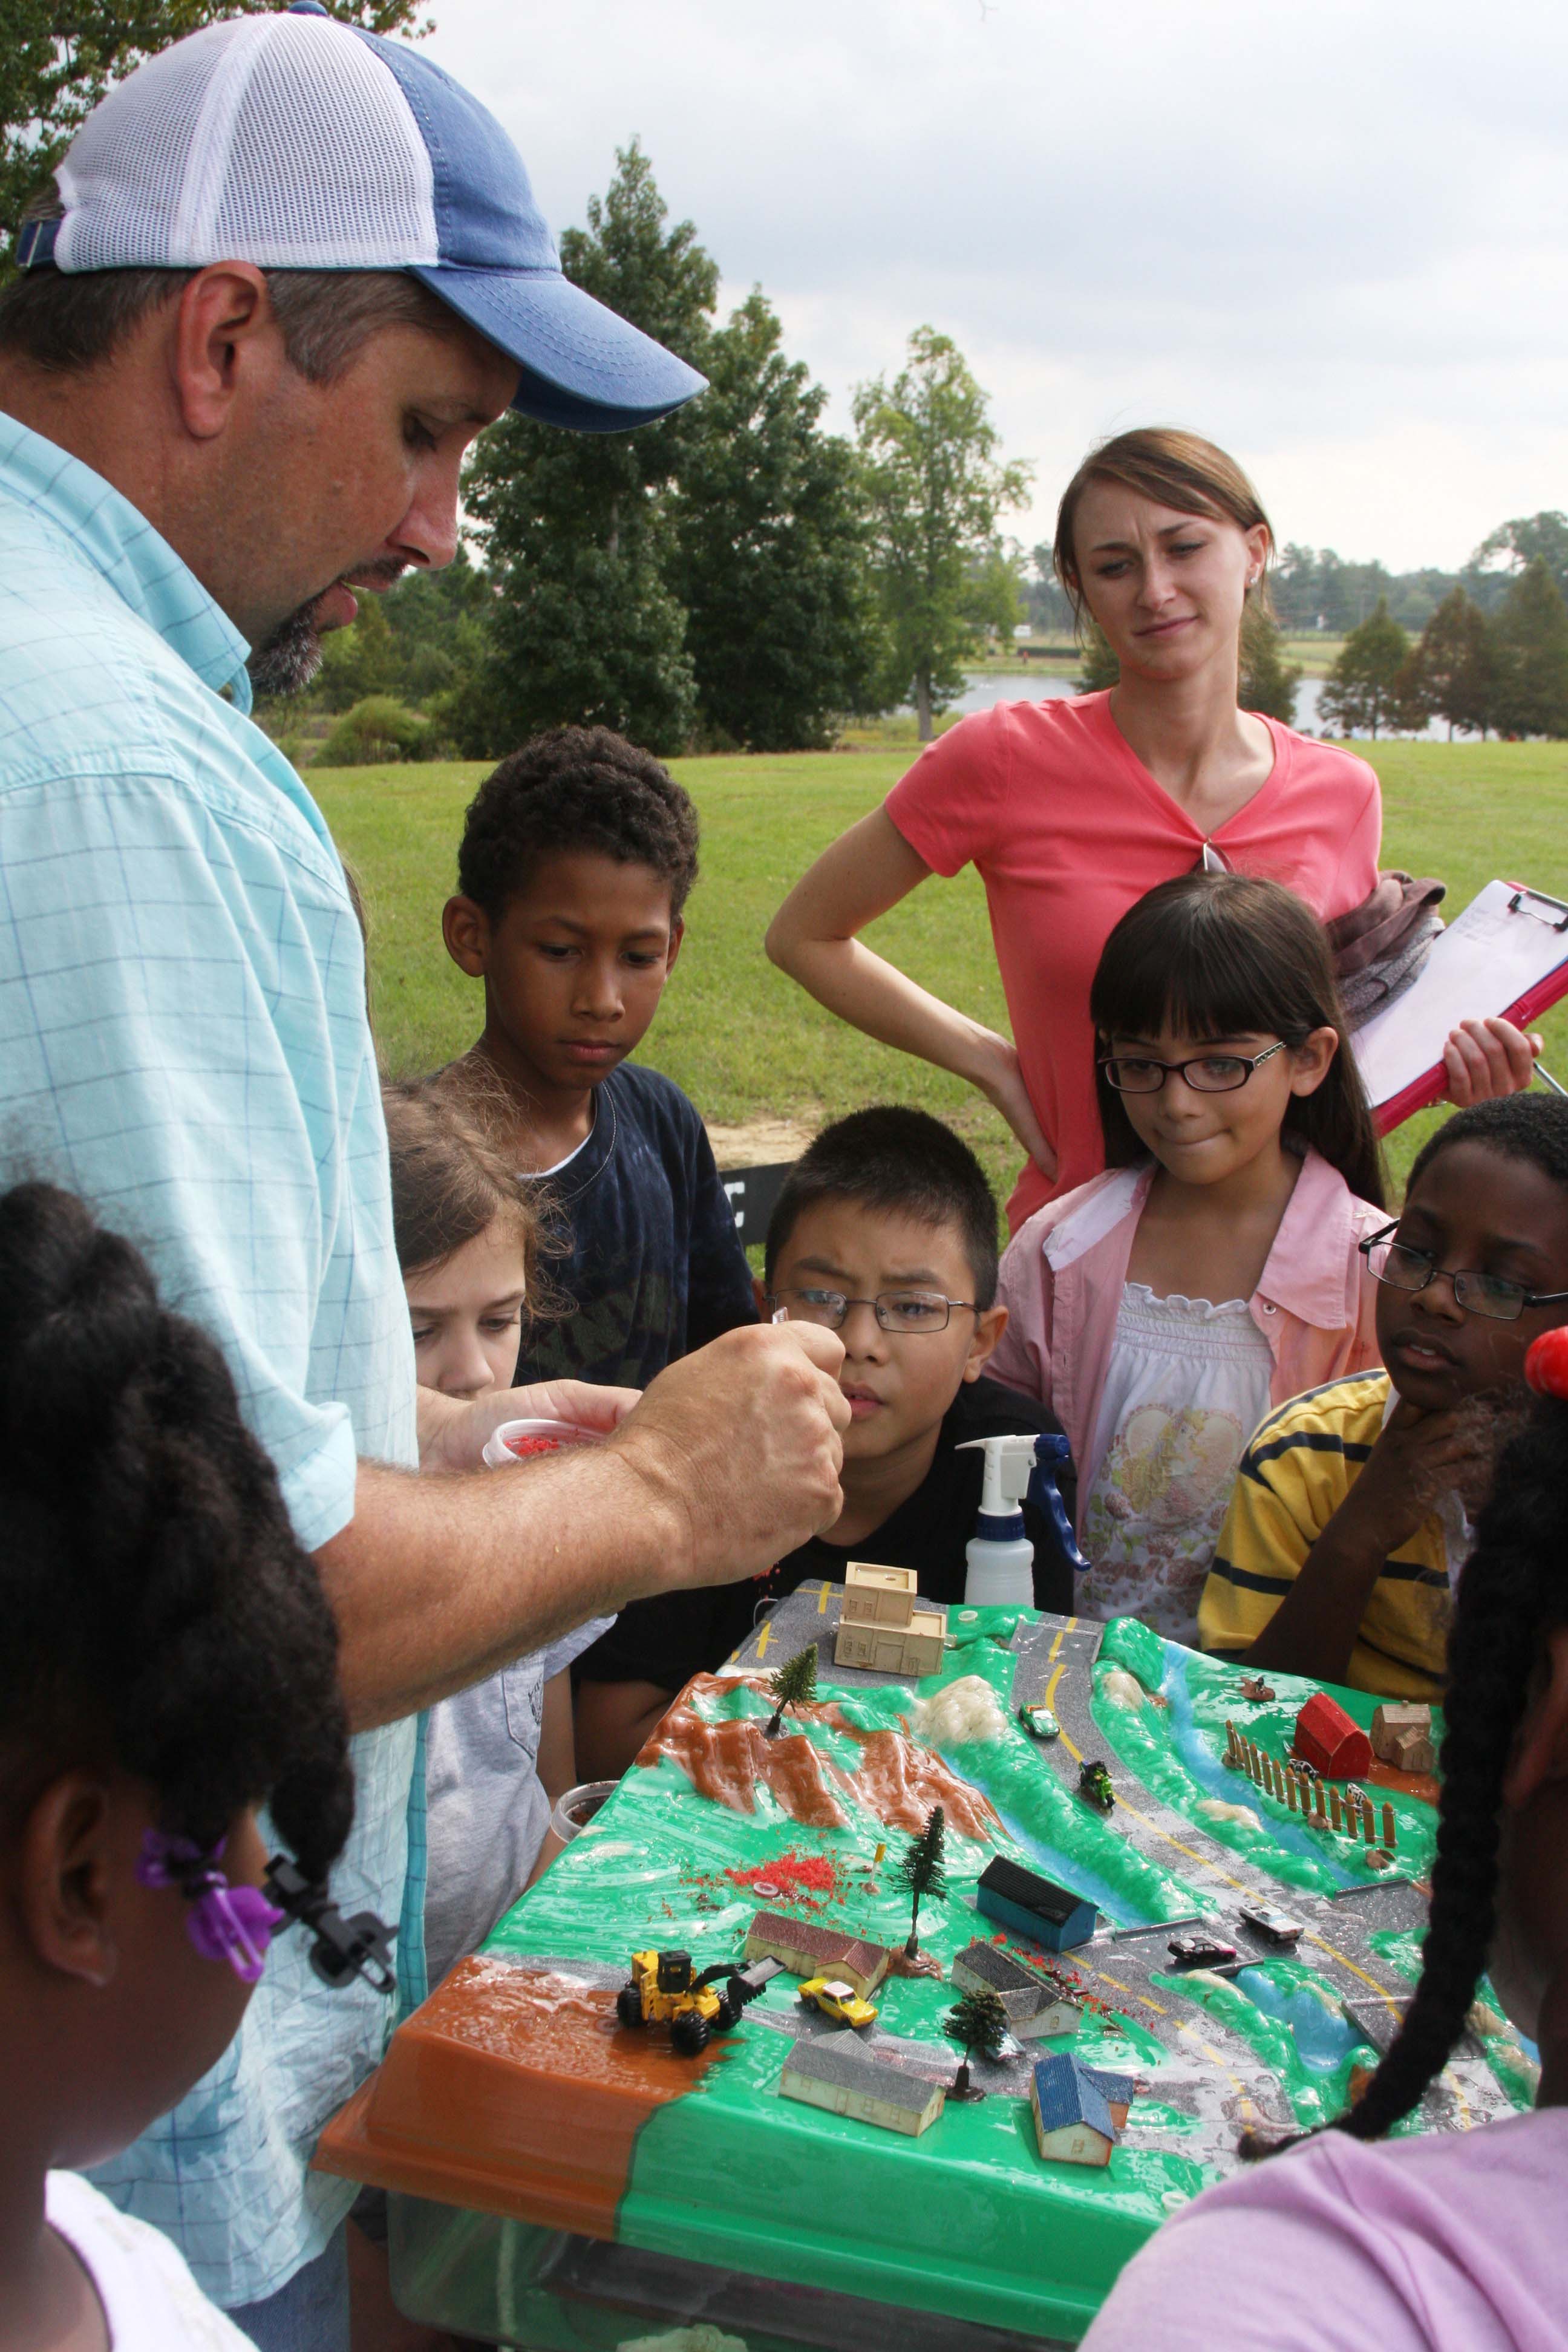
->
<box><xmin>1168</xmin><ymin>1931</ymin><xmax>1239</xmax><ymax>1968</ymax></box>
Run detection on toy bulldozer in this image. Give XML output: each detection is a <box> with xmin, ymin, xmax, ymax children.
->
<box><xmin>616</xmin><ymin>1947</ymin><xmax>782</xmax><ymax>2055</ymax></box>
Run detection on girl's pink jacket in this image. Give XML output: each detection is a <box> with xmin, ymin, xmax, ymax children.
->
<box><xmin>989</xmin><ymin>1151</ymin><xmax>1387</xmax><ymax>1518</ymax></box>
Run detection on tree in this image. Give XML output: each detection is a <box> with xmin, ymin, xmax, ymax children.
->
<box><xmin>1239</xmin><ymin>606</ymin><xmax>1301</xmax><ymax>726</ymax></box>
<box><xmin>1490</xmin><ymin>559</ymin><xmax>1568</xmax><ymax>740</ymax></box>
<box><xmin>892</xmin><ymin>1804</ymin><xmax>947</xmax><ymax>1958</ymax></box>
<box><xmin>2</xmin><ymin>0</ymin><xmax>430</xmax><ymax>259</ymax></box>
<box><xmin>763</xmin><ymin>1645</ymin><xmax>818</xmax><ymax>1739</ymax></box>
<box><xmin>463</xmin><ymin>142</ymin><xmax>708</xmax><ymax>756</ymax></box>
<box><xmin>1317</xmin><ymin>597</ymin><xmax>1409</xmax><ymax>739</ymax></box>
<box><xmin>854</xmin><ymin>327</ymin><xmax>1033</xmax><ymax>740</ymax></box>
<box><xmin>1471</xmin><ymin>512</ymin><xmax>1568</xmax><ymax>611</ymax></box>
<box><xmin>318</xmin><ymin>694</ymin><xmax>431</xmax><ymax>766</ymax></box>
<box><xmin>1076</xmin><ymin>622</ymin><xmax>1119</xmax><ymax>694</ymax></box>
<box><xmin>944</xmin><ymin>1985</ymin><xmax>1009</xmax><ymax>2097</ymax></box>
<box><xmin>1405</xmin><ymin>587</ymin><xmax>1495</xmax><ymax>739</ymax></box>
<box><xmin>668</xmin><ymin>287</ymin><xmax>890</xmax><ymax>750</ymax></box>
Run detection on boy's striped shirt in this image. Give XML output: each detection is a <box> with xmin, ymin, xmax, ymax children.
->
<box><xmin>1198</xmin><ymin>1372</ymin><xmax>1452</xmax><ymax>1700</ymax></box>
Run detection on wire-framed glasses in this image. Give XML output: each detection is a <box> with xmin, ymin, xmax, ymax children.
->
<box><xmin>767</xmin><ymin>1287</ymin><xmax>977</xmax><ymax>1335</ymax></box>
<box><xmin>1099</xmin><ymin>1042</ymin><xmax>1289</xmax><ymax>1096</ymax></box>
<box><xmin>1358</xmin><ymin>1222</ymin><xmax>1568</xmax><ymax>1324</ymax></box>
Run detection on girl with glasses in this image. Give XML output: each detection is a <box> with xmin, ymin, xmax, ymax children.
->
<box><xmin>990</xmin><ymin>869</ymin><xmax>1387</xmax><ymax>1645</ymax></box>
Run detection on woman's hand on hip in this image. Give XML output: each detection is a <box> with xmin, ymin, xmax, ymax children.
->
<box><xmin>977</xmin><ymin>1035</ymin><xmax>1059</xmax><ymax>1181</ymax></box>
<box><xmin>1441</xmin><ymin>1016</ymin><xmax>1541</xmax><ymax>1107</ymax></box>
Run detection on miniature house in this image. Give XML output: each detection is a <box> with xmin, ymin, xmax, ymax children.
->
<box><xmin>1030</xmin><ymin>2053</ymin><xmax>1129</xmax><ymax>2167</ymax></box>
<box><xmin>976</xmin><ymin>1858</ymin><xmax>1096</xmax><ymax>1954</ymax></box>
<box><xmin>1293</xmin><ymin>1693</ymin><xmax>1373</xmax><ymax>1781</ymax></box>
<box><xmin>744</xmin><ymin>1910</ymin><xmax>891</xmax><ymax>1999</ymax></box>
<box><xmin>779</xmin><ymin>2032</ymin><xmax>946</xmax><ymax>2138</ymax></box>
<box><xmin>1371</xmin><ymin>1702</ymin><xmax>1436</xmax><ymax>1776</ymax></box>
<box><xmin>832</xmin><ymin>1563</ymin><xmax>946</xmax><ymax>1677</ymax></box>
<box><xmin>952</xmin><ymin>1940</ymin><xmax>1082</xmax><ymax>2039</ymax></box>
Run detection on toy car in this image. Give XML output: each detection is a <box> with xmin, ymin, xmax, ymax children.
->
<box><xmin>1078</xmin><ymin>1759</ymin><xmax>1116</xmax><ymax>1812</ymax></box>
<box><xmin>797</xmin><ymin>1975</ymin><xmax>879</xmax><ymax>2030</ymax></box>
<box><xmin>1237</xmin><ymin>1902</ymin><xmax>1303</xmax><ymax>1948</ymax></box>
<box><xmin>1018</xmin><ymin>1702</ymin><xmax>1061</xmax><ymax>1740</ymax></box>
<box><xmin>1168</xmin><ymin>1932</ymin><xmax>1239</xmax><ymax>1969</ymax></box>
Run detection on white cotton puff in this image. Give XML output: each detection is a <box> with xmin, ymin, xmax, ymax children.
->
<box><xmin>913</xmin><ymin>1674</ymin><xmax>1009</xmax><ymax>1745</ymax></box>
<box><xmin>1099</xmin><ymin>1667</ymin><xmax>1146</xmax><ymax>1712</ymax></box>
<box><xmin>616</xmin><ymin>2331</ymin><xmax>750</xmax><ymax>2352</ymax></box>
<box><xmin>1195</xmin><ymin>1797</ymin><xmax>1262</xmax><ymax>1829</ymax></box>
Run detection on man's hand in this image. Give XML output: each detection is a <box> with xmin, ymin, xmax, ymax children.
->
<box><xmin>1442</xmin><ymin>1016</ymin><xmax>1541</xmax><ymax>1107</ymax></box>
<box><xmin>418</xmin><ymin>1377</ymin><xmax>641</xmax><ymax>1472</ymax></box>
<box><xmin>607</xmin><ymin>1322</ymin><xmax>849</xmax><ymax>1589</ymax></box>
<box><xmin>1336</xmin><ymin>1397</ymin><xmax>1494</xmax><ymax>1555</ymax></box>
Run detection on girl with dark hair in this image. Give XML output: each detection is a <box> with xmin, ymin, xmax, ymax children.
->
<box><xmin>1081</xmin><ymin>1331</ymin><xmax>1568</xmax><ymax>2352</ymax></box>
<box><xmin>766</xmin><ymin>425</ymin><xmax>1536</xmax><ymax>1236</ymax></box>
<box><xmin>1202</xmin><ymin>1093</ymin><xmax>1568</xmax><ymax>1696</ymax></box>
<box><xmin>990</xmin><ymin>871</ymin><xmax>1385</xmax><ymax>1644</ymax></box>
<box><xmin>0</xmin><ymin>1182</ymin><xmax>371</xmax><ymax>2350</ymax></box>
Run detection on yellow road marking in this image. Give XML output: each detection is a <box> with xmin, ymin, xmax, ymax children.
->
<box><xmin>817</xmin><ymin>1584</ymin><xmax>829</xmax><ymax>1614</ymax></box>
<box><xmin>754</xmin><ymin>1622</ymin><xmax>772</xmax><ymax>1659</ymax></box>
<box><xmin>1092</xmin><ymin>1965</ymin><xmax>1168</xmax><ymax>2017</ymax></box>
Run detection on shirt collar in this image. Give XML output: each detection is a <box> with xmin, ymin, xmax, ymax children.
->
<box><xmin>0</xmin><ymin>409</ymin><xmax>253</xmax><ymax>714</ymax></box>
<box><xmin>1255</xmin><ymin>1148</ymin><xmax>1362</xmax><ymax>1328</ymax></box>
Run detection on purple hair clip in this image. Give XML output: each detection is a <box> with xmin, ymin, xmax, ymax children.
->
<box><xmin>137</xmin><ymin>1831</ymin><xmax>286</xmax><ymax>1985</ymax></box>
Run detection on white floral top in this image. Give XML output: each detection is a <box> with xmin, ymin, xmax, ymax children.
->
<box><xmin>1081</xmin><ymin>1284</ymin><xmax>1275</xmax><ymax>1644</ymax></box>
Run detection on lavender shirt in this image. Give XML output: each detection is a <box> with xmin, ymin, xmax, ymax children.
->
<box><xmin>1082</xmin><ymin>2107</ymin><xmax>1568</xmax><ymax>2352</ymax></box>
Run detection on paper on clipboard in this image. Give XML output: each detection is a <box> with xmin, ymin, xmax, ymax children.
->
<box><xmin>1353</xmin><ymin>880</ymin><xmax>1568</xmax><ymax>1132</ymax></box>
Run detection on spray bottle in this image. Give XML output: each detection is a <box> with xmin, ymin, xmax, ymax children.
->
<box><xmin>956</xmin><ymin>1431</ymin><xmax>1089</xmax><ymax>1606</ymax></box>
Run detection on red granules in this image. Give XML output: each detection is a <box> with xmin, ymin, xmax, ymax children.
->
<box><xmin>505</xmin><ymin>1432</ymin><xmax>565</xmax><ymax>1457</ymax></box>
<box><xmin>724</xmin><ymin>1849</ymin><xmax>841</xmax><ymax>1909</ymax></box>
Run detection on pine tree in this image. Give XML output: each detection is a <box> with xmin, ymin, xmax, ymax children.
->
<box><xmin>854</xmin><ymin>329</ymin><xmax>1033</xmax><ymax>740</ymax></box>
<box><xmin>1239</xmin><ymin>606</ymin><xmax>1302</xmax><ymax>726</ymax></box>
<box><xmin>1076</xmin><ymin>622</ymin><xmax>1120</xmax><ymax>693</ymax></box>
<box><xmin>945</xmin><ymin>1985</ymin><xmax>1010</xmax><ymax>2096</ymax></box>
<box><xmin>1412</xmin><ymin>586</ymin><xmax>1495</xmax><ymax>739</ymax></box>
<box><xmin>1317</xmin><ymin>597</ymin><xmax>1409</xmax><ymax>739</ymax></box>
<box><xmin>763</xmin><ymin>1645</ymin><xmax>818</xmax><ymax>1739</ymax></box>
<box><xmin>1490</xmin><ymin>560</ymin><xmax>1568</xmax><ymax>740</ymax></box>
<box><xmin>892</xmin><ymin>1805</ymin><xmax>948</xmax><ymax>1957</ymax></box>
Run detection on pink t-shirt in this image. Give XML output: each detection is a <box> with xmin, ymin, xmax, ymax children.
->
<box><xmin>884</xmin><ymin>691</ymin><xmax>1381</xmax><ymax>1230</ymax></box>
<box><xmin>1080</xmin><ymin>2106</ymin><xmax>1568</xmax><ymax>2352</ymax></box>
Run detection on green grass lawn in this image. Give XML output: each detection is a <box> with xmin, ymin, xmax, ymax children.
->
<box><xmin>314</xmin><ymin>739</ymin><xmax>1568</xmax><ymax>1214</ymax></box>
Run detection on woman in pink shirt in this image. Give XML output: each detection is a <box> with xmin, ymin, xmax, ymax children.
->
<box><xmin>766</xmin><ymin>428</ymin><xmax>1536</xmax><ymax>1235</ymax></box>
<box><xmin>1080</xmin><ymin>1342</ymin><xmax>1568</xmax><ymax>2352</ymax></box>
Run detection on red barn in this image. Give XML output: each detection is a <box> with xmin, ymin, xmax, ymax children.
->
<box><xmin>1294</xmin><ymin>1693</ymin><xmax>1373</xmax><ymax>1780</ymax></box>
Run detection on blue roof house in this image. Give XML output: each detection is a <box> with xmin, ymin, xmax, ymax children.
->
<box><xmin>1030</xmin><ymin>2052</ymin><xmax>1126</xmax><ymax>2167</ymax></box>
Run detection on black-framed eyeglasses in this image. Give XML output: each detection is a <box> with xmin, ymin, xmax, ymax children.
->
<box><xmin>1359</xmin><ymin>1221</ymin><xmax>1568</xmax><ymax>1324</ymax></box>
<box><xmin>766</xmin><ymin>1287</ymin><xmax>978</xmax><ymax>1335</ymax></box>
<box><xmin>1099</xmin><ymin>1042</ymin><xmax>1289</xmax><ymax>1096</ymax></box>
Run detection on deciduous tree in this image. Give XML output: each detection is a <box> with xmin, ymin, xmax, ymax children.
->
<box><xmin>854</xmin><ymin>328</ymin><xmax>1032</xmax><ymax>740</ymax></box>
<box><xmin>1490</xmin><ymin>559</ymin><xmax>1568</xmax><ymax>740</ymax></box>
<box><xmin>1318</xmin><ymin>598</ymin><xmax>1409</xmax><ymax>739</ymax></box>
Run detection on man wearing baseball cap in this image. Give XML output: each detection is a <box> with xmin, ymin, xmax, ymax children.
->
<box><xmin>0</xmin><ymin>7</ymin><xmax>848</xmax><ymax>2344</ymax></box>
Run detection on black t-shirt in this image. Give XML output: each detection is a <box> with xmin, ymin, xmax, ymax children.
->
<box><xmin>514</xmin><ymin>1061</ymin><xmax>758</xmax><ymax>1391</ymax></box>
<box><xmin>577</xmin><ymin>1374</ymin><xmax>1077</xmax><ymax>1695</ymax></box>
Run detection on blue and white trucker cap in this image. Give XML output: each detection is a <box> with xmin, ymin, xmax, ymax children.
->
<box><xmin>15</xmin><ymin>0</ymin><xmax>705</xmax><ymax>434</ymax></box>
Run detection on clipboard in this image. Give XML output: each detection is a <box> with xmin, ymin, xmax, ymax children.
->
<box><xmin>1353</xmin><ymin>880</ymin><xmax>1568</xmax><ymax>1133</ymax></box>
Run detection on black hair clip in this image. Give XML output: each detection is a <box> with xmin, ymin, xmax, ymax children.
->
<box><xmin>263</xmin><ymin>1855</ymin><xmax>396</xmax><ymax>1996</ymax></box>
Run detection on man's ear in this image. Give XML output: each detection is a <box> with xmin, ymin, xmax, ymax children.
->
<box><xmin>19</xmin><ymin>1773</ymin><xmax>119</xmax><ymax>1990</ymax></box>
<box><xmin>443</xmin><ymin>895</ymin><xmax>491</xmax><ymax>978</ymax></box>
<box><xmin>664</xmin><ymin>916</ymin><xmax>685</xmax><ymax>975</ymax></box>
<box><xmin>169</xmin><ymin>265</ymin><xmax>279</xmax><ymax>442</ymax></box>
<box><xmin>963</xmin><ymin>1301</ymin><xmax>1008</xmax><ymax>1383</ymax></box>
<box><xmin>1503</xmin><ymin>1623</ymin><xmax>1568</xmax><ymax>1810</ymax></box>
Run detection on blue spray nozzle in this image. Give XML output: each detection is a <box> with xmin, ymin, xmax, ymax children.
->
<box><xmin>1027</xmin><ymin>1431</ymin><xmax>1089</xmax><ymax>1576</ymax></box>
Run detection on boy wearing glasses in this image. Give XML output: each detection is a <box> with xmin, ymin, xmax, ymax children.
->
<box><xmin>1200</xmin><ymin>1096</ymin><xmax>1568</xmax><ymax>1699</ymax></box>
<box><xmin>574</xmin><ymin>1107</ymin><xmax>1075</xmax><ymax>1777</ymax></box>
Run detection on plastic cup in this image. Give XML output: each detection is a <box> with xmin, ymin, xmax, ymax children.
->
<box><xmin>547</xmin><ymin>1780</ymin><xmax>617</xmax><ymax>1843</ymax></box>
<box><xmin>480</xmin><ymin>1416</ymin><xmax>606</xmax><ymax>1469</ymax></box>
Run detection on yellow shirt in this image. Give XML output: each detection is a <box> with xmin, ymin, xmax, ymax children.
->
<box><xmin>1198</xmin><ymin>1372</ymin><xmax>1452</xmax><ymax>1700</ymax></box>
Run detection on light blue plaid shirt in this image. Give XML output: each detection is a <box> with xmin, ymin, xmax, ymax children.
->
<box><xmin>0</xmin><ymin>411</ymin><xmax>424</xmax><ymax>2306</ymax></box>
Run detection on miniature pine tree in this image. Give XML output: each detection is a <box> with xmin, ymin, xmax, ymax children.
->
<box><xmin>946</xmin><ymin>1985</ymin><xmax>1010</xmax><ymax>2095</ymax></box>
<box><xmin>893</xmin><ymin>1804</ymin><xmax>948</xmax><ymax>1957</ymax></box>
<box><xmin>763</xmin><ymin>1644</ymin><xmax>818</xmax><ymax>1739</ymax></box>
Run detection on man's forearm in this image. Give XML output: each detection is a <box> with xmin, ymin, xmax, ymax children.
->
<box><xmin>316</xmin><ymin>1450</ymin><xmax>685</xmax><ymax>1730</ymax></box>
<box><xmin>1244</xmin><ymin>1518</ymin><xmax>1386</xmax><ymax>1684</ymax></box>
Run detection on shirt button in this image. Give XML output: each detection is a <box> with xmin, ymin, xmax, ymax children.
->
<box><xmin>1262</xmin><ymin>1302</ymin><xmax>1278</xmax><ymax>1315</ymax></box>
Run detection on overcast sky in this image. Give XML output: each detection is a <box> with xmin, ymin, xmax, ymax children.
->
<box><xmin>426</xmin><ymin>0</ymin><xmax>1568</xmax><ymax>572</ymax></box>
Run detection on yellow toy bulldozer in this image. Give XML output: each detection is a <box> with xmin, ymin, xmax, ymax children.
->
<box><xmin>616</xmin><ymin>1946</ymin><xmax>782</xmax><ymax>2055</ymax></box>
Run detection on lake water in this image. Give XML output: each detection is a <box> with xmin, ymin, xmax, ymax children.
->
<box><xmin>947</xmin><ymin>670</ymin><xmax>1449</xmax><ymax>742</ymax></box>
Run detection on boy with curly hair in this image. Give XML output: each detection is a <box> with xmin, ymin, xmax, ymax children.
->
<box><xmin>443</xmin><ymin>726</ymin><xmax>757</xmax><ymax>1390</ymax></box>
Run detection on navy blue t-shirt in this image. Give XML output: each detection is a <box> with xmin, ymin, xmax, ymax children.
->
<box><xmin>515</xmin><ymin>1061</ymin><xmax>757</xmax><ymax>1391</ymax></box>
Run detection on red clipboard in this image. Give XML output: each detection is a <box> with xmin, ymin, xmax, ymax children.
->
<box><xmin>1354</xmin><ymin>881</ymin><xmax>1568</xmax><ymax>1134</ymax></box>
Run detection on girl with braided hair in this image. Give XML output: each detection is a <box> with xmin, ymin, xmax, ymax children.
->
<box><xmin>1082</xmin><ymin>1330</ymin><xmax>1568</xmax><ymax>2351</ymax></box>
<box><xmin>0</xmin><ymin>1183</ymin><xmax>373</xmax><ymax>2351</ymax></box>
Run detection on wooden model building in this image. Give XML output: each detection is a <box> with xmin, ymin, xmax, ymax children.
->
<box><xmin>1029</xmin><ymin>2053</ymin><xmax>1134</xmax><ymax>2167</ymax></box>
<box><xmin>832</xmin><ymin>1562</ymin><xmax>947</xmax><ymax>1677</ymax></box>
<box><xmin>779</xmin><ymin>2031</ymin><xmax>946</xmax><ymax>2137</ymax></box>
<box><xmin>952</xmin><ymin>1940</ymin><xmax>1082</xmax><ymax>2039</ymax></box>
<box><xmin>744</xmin><ymin>1910</ymin><xmax>892</xmax><ymax>1999</ymax></box>
<box><xmin>1293</xmin><ymin>1691</ymin><xmax>1373</xmax><ymax>1780</ymax></box>
<box><xmin>976</xmin><ymin>1857</ymin><xmax>1097</xmax><ymax>1954</ymax></box>
<box><xmin>1371</xmin><ymin>1702</ymin><xmax>1436</xmax><ymax>1775</ymax></box>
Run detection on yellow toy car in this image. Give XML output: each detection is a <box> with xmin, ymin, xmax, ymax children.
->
<box><xmin>797</xmin><ymin>1975</ymin><xmax>879</xmax><ymax>2030</ymax></box>
<box><xmin>617</xmin><ymin>1947</ymin><xmax>780</xmax><ymax>2056</ymax></box>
